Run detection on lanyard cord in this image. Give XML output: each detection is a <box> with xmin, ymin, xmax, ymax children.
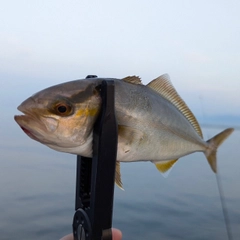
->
<box><xmin>215</xmin><ymin>172</ymin><xmax>233</xmax><ymax>240</ymax></box>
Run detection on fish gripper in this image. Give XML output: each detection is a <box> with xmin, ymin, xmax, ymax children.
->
<box><xmin>72</xmin><ymin>78</ymin><xmax>118</xmax><ymax>240</ymax></box>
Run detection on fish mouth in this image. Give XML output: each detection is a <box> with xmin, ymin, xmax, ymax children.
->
<box><xmin>15</xmin><ymin>118</ymin><xmax>40</xmax><ymax>141</ymax></box>
<box><xmin>14</xmin><ymin>110</ymin><xmax>47</xmax><ymax>143</ymax></box>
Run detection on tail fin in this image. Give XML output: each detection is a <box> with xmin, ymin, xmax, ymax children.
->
<box><xmin>205</xmin><ymin>128</ymin><xmax>234</xmax><ymax>173</ymax></box>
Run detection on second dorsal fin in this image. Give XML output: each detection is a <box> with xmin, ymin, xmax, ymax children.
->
<box><xmin>147</xmin><ymin>74</ymin><xmax>203</xmax><ymax>138</ymax></box>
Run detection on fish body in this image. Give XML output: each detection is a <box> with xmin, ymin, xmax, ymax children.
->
<box><xmin>14</xmin><ymin>74</ymin><xmax>234</xmax><ymax>186</ymax></box>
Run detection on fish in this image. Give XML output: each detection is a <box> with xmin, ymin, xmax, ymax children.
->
<box><xmin>14</xmin><ymin>74</ymin><xmax>234</xmax><ymax>188</ymax></box>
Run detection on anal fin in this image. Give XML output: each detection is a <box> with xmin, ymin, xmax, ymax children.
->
<box><xmin>154</xmin><ymin>159</ymin><xmax>178</xmax><ymax>177</ymax></box>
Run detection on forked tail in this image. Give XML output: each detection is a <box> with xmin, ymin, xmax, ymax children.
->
<box><xmin>205</xmin><ymin>128</ymin><xmax>234</xmax><ymax>173</ymax></box>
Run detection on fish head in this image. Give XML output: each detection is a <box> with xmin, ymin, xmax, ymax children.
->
<box><xmin>14</xmin><ymin>79</ymin><xmax>102</xmax><ymax>154</ymax></box>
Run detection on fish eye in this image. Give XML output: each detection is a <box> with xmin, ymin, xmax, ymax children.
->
<box><xmin>54</xmin><ymin>102</ymin><xmax>73</xmax><ymax>116</ymax></box>
<box><xmin>57</xmin><ymin>105</ymin><xmax>67</xmax><ymax>113</ymax></box>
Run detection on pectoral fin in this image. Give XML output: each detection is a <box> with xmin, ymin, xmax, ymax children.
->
<box><xmin>153</xmin><ymin>159</ymin><xmax>178</xmax><ymax>177</ymax></box>
<box><xmin>118</xmin><ymin>125</ymin><xmax>145</xmax><ymax>154</ymax></box>
<box><xmin>115</xmin><ymin>161</ymin><xmax>124</xmax><ymax>190</ymax></box>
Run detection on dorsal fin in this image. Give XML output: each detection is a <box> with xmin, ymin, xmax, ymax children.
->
<box><xmin>122</xmin><ymin>76</ymin><xmax>142</xmax><ymax>85</ymax></box>
<box><xmin>147</xmin><ymin>74</ymin><xmax>203</xmax><ymax>138</ymax></box>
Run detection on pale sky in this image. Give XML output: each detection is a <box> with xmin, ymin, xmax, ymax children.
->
<box><xmin>1</xmin><ymin>0</ymin><xmax>240</xmax><ymax>118</ymax></box>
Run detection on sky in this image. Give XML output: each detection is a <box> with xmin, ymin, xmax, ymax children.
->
<box><xmin>1</xmin><ymin>0</ymin><xmax>240</xmax><ymax>119</ymax></box>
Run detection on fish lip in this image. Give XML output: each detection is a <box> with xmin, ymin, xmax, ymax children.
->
<box><xmin>14</xmin><ymin>115</ymin><xmax>40</xmax><ymax>141</ymax></box>
<box><xmin>17</xmin><ymin>102</ymin><xmax>36</xmax><ymax>117</ymax></box>
<box><xmin>16</xmin><ymin>99</ymin><xmax>44</xmax><ymax>124</ymax></box>
<box><xmin>17</xmin><ymin>96</ymin><xmax>36</xmax><ymax>112</ymax></box>
<box><xmin>14</xmin><ymin>108</ymin><xmax>48</xmax><ymax>142</ymax></box>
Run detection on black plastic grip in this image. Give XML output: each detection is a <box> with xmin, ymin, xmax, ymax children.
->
<box><xmin>73</xmin><ymin>79</ymin><xmax>118</xmax><ymax>240</ymax></box>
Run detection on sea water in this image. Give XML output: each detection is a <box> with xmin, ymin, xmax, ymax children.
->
<box><xmin>0</xmin><ymin>120</ymin><xmax>239</xmax><ymax>239</ymax></box>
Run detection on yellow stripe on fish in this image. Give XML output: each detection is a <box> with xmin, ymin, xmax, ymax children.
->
<box><xmin>76</xmin><ymin>108</ymin><xmax>98</xmax><ymax>117</ymax></box>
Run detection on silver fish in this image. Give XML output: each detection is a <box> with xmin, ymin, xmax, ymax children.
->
<box><xmin>14</xmin><ymin>74</ymin><xmax>234</xmax><ymax>188</ymax></box>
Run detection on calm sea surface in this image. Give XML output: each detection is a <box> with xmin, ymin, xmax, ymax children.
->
<box><xmin>1</xmin><ymin>112</ymin><xmax>239</xmax><ymax>240</ymax></box>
